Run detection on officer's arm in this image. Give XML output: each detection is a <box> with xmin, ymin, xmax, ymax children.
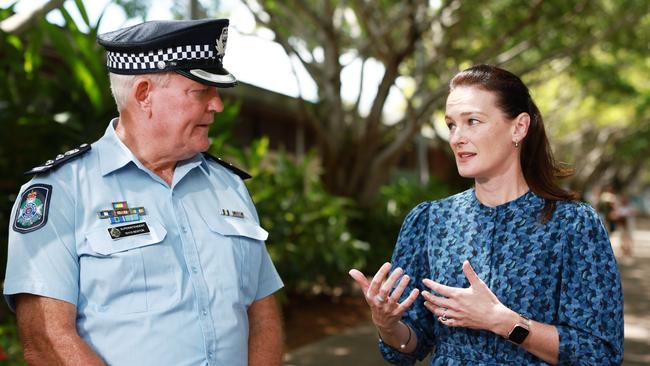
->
<box><xmin>247</xmin><ymin>294</ymin><xmax>283</xmax><ymax>366</ymax></box>
<box><xmin>15</xmin><ymin>294</ymin><xmax>106</xmax><ymax>365</ymax></box>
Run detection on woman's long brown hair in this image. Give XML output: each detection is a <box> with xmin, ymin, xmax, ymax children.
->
<box><xmin>450</xmin><ymin>64</ymin><xmax>575</xmax><ymax>222</ymax></box>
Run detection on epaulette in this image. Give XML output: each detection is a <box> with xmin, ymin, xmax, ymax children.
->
<box><xmin>24</xmin><ymin>143</ymin><xmax>91</xmax><ymax>175</ymax></box>
<box><xmin>202</xmin><ymin>152</ymin><xmax>252</xmax><ymax>180</ymax></box>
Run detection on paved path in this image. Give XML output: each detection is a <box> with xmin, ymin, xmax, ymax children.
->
<box><xmin>284</xmin><ymin>229</ymin><xmax>650</xmax><ymax>366</ymax></box>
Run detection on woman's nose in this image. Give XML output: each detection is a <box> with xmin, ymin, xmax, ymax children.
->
<box><xmin>449</xmin><ymin>127</ymin><xmax>466</xmax><ymax>146</ymax></box>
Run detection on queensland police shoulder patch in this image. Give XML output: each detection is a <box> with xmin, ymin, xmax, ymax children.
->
<box><xmin>13</xmin><ymin>184</ymin><xmax>53</xmax><ymax>233</ymax></box>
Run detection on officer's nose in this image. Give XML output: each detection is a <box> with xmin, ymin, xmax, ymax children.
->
<box><xmin>208</xmin><ymin>89</ymin><xmax>224</xmax><ymax>113</ymax></box>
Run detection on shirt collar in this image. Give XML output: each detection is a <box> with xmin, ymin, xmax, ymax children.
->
<box><xmin>97</xmin><ymin>118</ymin><xmax>134</xmax><ymax>176</ymax></box>
<box><xmin>197</xmin><ymin>153</ymin><xmax>211</xmax><ymax>176</ymax></box>
<box><xmin>96</xmin><ymin>118</ymin><xmax>212</xmax><ymax>177</ymax></box>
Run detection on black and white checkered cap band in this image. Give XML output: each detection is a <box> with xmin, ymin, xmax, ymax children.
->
<box><xmin>106</xmin><ymin>44</ymin><xmax>217</xmax><ymax>71</ymax></box>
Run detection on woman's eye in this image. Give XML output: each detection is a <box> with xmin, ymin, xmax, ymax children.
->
<box><xmin>468</xmin><ymin>118</ymin><xmax>480</xmax><ymax>125</ymax></box>
<box><xmin>446</xmin><ymin>122</ymin><xmax>456</xmax><ymax>130</ymax></box>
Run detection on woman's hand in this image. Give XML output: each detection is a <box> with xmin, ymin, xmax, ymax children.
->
<box><xmin>421</xmin><ymin>260</ymin><xmax>512</xmax><ymax>335</ymax></box>
<box><xmin>349</xmin><ymin>262</ymin><xmax>420</xmax><ymax>331</ymax></box>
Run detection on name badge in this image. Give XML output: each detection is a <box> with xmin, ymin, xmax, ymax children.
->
<box><xmin>108</xmin><ymin>222</ymin><xmax>150</xmax><ymax>240</ymax></box>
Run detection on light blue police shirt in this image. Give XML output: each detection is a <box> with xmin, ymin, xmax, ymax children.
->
<box><xmin>4</xmin><ymin>119</ymin><xmax>284</xmax><ymax>366</ymax></box>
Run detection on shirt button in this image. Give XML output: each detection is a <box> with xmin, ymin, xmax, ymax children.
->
<box><xmin>208</xmin><ymin>352</ymin><xmax>213</xmax><ymax>358</ymax></box>
<box><xmin>191</xmin><ymin>266</ymin><xmax>198</xmax><ymax>273</ymax></box>
<box><xmin>202</xmin><ymin>309</ymin><xmax>207</xmax><ymax>316</ymax></box>
<box><xmin>181</xmin><ymin>226</ymin><xmax>188</xmax><ymax>233</ymax></box>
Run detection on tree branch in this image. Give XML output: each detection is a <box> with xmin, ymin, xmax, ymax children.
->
<box><xmin>0</xmin><ymin>0</ymin><xmax>65</xmax><ymax>35</ymax></box>
<box><xmin>351</xmin><ymin>57</ymin><xmax>366</xmax><ymax>119</ymax></box>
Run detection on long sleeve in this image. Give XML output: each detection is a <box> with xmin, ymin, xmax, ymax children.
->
<box><xmin>556</xmin><ymin>204</ymin><xmax>624</xmax><ymax>365</ymax></box>
<box><xmin>379</xmin><ymin>202</ymin><xmax>436</xmax><ymax>365</ymax></box>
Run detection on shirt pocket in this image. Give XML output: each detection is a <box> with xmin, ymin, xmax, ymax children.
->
<box><xmin>203</xmin><ymin>216</ymin><xmax>267</xmax><ymax>303</ymax></box>
<box><xmin>81</xmin><ymin>219</ymin><xmax>178</xmax><ymax>314</ymax></box>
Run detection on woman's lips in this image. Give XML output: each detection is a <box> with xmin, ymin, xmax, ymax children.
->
<box><xmin>456</xmin><ymin>152</ymin><xmax>476</xmax><ymax>160</ymax></box>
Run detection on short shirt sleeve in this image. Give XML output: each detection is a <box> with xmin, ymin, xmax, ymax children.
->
<box><xmin>556</xmin><ymin>204</ymin><xmax>624</xmax><ymax>365</ymax></box>
<box><xmin>254</xmin><ymin>247</ymin><xmax>283</xmax><ymax>300</ymax></box>
<box><xmin>379</xmin><ymin>202</ymin><xmax>436</xmax><ymax>365</ymax></box>
<box><xmin>3</xmin><ymin>178</ymin><xmax>80</xmax><ymax>311</ymax></box>
<box><xmin>235</xmin><ymin>178</ymin><xmax>284</xmax><ymax>300</ymax></box>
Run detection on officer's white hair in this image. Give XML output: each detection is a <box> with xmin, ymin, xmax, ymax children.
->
<box><xmin>109</xmin><ymin>72</ymin><xmax>172</xmax><ymax>112</ymax></box>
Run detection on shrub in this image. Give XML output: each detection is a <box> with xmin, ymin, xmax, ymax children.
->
<box><xmin>351</xmin><ymin>173</ymin><xmax>451</xmax><ymax>272</ymax></box>
<box><xmin>223</xmin><ymin>138</ymin><xmax>369</xmax><ymax>295</ymax></box>
<box><xmin>0</xmin><ymin>314</ymin><xmax>25</xmax><ymax>365</ymax></box>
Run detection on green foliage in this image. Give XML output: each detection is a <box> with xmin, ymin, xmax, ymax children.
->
<box><xmin>0</xmin><ymin>1</ymin><xmax>115</xmax><ymax>322</ymax></box>
<box><xmin>207</xmin><ymin>100</ymin><xmax>242</xmax><ymax>153</ymax></box>
<box><xmin>0</xmin><ymin>314</ymin><xmax>25</xmax><ymax>365</ymax></box>
<box><xmin>226</xmin><ymin>138</ymin><xmax>369</xmax><ymax>295</ymax></box>
<box><xmin>351</xmin><ymin>174</ymin><xmax>451</xmax><ymax>271</ymax></box>
<box><xmin>113</xmin><ymin>0</ymin><xmax>151</xmax><ymax>20</ymax></box>
<box><xmin>0</xmin><ymin>1</ymin><xmax>114</xmax><ymax>182</ymax></box>
<box><xmin>236</xmin><ymin>0</ymin><xmax>650</xmax><ymax>204</ymax></box>
<box><xmin>529</xmin><ymin>36</ymin><xmax>650</xmax><ymax>191</ymax></box>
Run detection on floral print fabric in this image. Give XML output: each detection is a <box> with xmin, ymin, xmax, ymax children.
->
<box><xmin>379</xmin><ymin>189</ymin><xmax>623</xmax><ymax>365</ymax></box>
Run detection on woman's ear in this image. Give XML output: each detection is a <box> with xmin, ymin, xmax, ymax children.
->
<box><xmin>512</xmin><ymin>112</ymin><xmax>530</xmax><ymax>144</ymax></box>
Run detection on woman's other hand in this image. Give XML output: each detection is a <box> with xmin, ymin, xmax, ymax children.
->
<box><xmin>421</xmin><ymin>260</ymin><xmax>513</xmax><ymax>336</ymax></box>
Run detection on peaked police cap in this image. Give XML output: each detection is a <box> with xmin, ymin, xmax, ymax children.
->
<box><xmin>97</xmin><ymin>19</ymin><xmax>236</xmax><ymax>88</ymax></box>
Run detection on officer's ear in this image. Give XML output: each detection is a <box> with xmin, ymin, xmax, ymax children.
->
<box><xmin>133</xmin><ymin>77</ymin><xmax>153</xmax><ymax>113</ymax></box>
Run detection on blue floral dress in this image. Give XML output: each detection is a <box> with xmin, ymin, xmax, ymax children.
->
<box><xmin>380</xmin><ymin>189</ymin><xmax>623</xmax><ymax>365</ymax></box>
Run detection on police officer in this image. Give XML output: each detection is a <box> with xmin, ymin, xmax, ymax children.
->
<box><xmin>4</xmin><ymin>19</ymin><xmax>284</xmax><ymax>366</ymax></box>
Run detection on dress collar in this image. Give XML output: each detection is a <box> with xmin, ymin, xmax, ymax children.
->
<box><xmin>470</xmin><ymin>188</ymin><xmax>543</xmax><ymax>213</ymax></box>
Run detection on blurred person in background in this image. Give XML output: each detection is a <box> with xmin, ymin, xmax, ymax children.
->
<box><xmin>613</xmin><ymin>193</ymin><xmax>636</xmax><ymax>264</ymax></box>
<box><xmin>597</xmin><ymin>185</ymin><xmax>618</xmax><ymax>234</ymax></box>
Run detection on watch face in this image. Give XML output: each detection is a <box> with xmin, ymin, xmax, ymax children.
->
<box><xmin>509</xmin><ymin>325</ymin><xmax>530</xmax><ymax>344</ymax></box>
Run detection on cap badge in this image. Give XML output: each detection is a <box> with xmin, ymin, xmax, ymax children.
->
<box><xmin>97</xmin><ymin>201</ymin><xmax>146</xmax><ymax>224</ymax></box>
<box><xmin>215</xmin><ymin>27</ymin><xmax>228</xmax><ymax>58</ymax></box>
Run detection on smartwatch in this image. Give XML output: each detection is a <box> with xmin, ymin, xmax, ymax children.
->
<box><xmin>507</xmin><ymin>314</ymin><xmax>530</xmax><ymax>344</ymax></box>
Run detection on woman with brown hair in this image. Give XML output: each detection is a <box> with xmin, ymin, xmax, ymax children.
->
<box><xmin>350</xmin><ymin>64</ymin><xmax>623</xmax><ymax>365</ymax></box>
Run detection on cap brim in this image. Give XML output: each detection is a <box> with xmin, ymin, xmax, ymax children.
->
<box><xmin>175</xmin><ymin>67</ymin><xmax>237</xmax><ymax>88</ymax></box>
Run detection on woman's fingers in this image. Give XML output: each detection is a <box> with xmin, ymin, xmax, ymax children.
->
<box><xmin>351</xmin><ymin>263</ymin><xmax>420</xmax><ymax>320</ymax></box>
<box><xmin>462</xmin><ymin>260</ymin><xmax>485</xmax><ymax>288</ymax></box>
<box><xmin>424</xmin><ymin>301</ymin><xmax>457</xmax><ymax>318</ymax></box>
<box><xmin>389</xmin><ymin>274</ymin><xmax>411</xmax><ymax>302</ymax></box>
<box><xmin>422</xmin><ymin>278</ymin><xmax>456</xmax><ymax>298</ymax></box>
<box><xmin>396</xmin><ymin>288</ymin><xmax>420</xmax><ymax>313</ymax></box>
<box><xmin>379</xmin><ymin>267</ymin><xmax>404</xmax><ymax>299</ymax></box>
<box><xmin>368</xmin><ymin>262</ymin><xmax>392</xmax><ymax>298</ymax></box>
<box><xmin>348</xmin><ymin>269</ymin><xmax>370</xmax><ymax>294</ymax></box>
<box><xmin>422</xmin><ymin>300</ymin><xmax>459</xmax><ymax>324</ymax></box>
<box><xmin>421</xmin><ymin>290</ymin><xmax>453</xmax><ymax>309</ymax></box>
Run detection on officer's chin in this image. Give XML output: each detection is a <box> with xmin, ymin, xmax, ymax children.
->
<box><xmin>195</xmin><ymin>139</ymin><xmax>211</xmax><ymax>155</ymax></box>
